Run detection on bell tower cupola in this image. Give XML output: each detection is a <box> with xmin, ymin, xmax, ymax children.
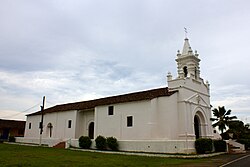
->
<box><xmin>176</xmin><ymin>38</ymin><xmax>200</xmax><ymax>80</ymax></box>
<box><xmin>167</xmin><ymin>37</ymin><xmax>210</xmax><ymax>92</ymax></box>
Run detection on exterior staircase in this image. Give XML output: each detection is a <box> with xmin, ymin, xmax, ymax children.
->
<box><xmin>53</xmin><ymin>141</ymin><xmax>66</xmax><ymax>149</ymax></box>
<box><xmin>227</xmin><ymin>139</ymin><xmax>246</xmax><ymax>154</ymax></box>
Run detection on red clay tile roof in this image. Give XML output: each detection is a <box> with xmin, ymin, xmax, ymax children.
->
<box><xmin>0</xmin><ymin>119</ymin><xmax>26</xmax><ymax>129</ymax></box>
<box><xmin>27</xmin><ymin>87</ymin><xmax>177</xmax><ymax>116</ymax></box>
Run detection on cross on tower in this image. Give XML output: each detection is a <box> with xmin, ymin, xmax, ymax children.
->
<box><xmin>184</xmin><ymin>27</ymin><xmax>188</xmax><ymax>38</ymax></box>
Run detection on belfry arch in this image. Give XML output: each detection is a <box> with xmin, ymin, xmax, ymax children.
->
<box><xmin>183</xmin><ymin>66</ymin><xmax>188</xmax><ymax>77</ymax></box>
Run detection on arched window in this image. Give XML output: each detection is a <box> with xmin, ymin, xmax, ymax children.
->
<box><xmin>183</xmin><ymin>66</ymin><xmax>188</xmax><ymax>77</ymax></box>
<box><xmin>88</xmin><ymin>122</ymin><xmax>94</xmax><ymax>139</ymax></box>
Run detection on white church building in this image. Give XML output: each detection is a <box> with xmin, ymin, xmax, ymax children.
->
<box><xmin>19</xmin><ymin>38</ymin><xmax>215</xmax><ymax>153</ymax></box>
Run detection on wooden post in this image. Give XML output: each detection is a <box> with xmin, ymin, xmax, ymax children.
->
<box><xmin>39</xmin><ymin>96</ymin><xmax>45</xmax><ymax>146</ymax></box>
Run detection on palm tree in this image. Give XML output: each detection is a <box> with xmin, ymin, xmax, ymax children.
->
<box><xmin>210</xmin><ymin>106</ymin><xmax>237</xmax><ymax>135</ymax></box>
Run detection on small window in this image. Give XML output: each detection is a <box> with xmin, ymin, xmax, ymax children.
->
<box><xmin>68</xmin><ymin>120</ymin><xmax>72</xmax><ymax>128</ymax></box>
<box><xmin>28</xmin><ymin>123</ymin><xmax>32</xmax><ymax>129</ymax></box>
<box><xmin>213</xmin><ymin>130</ymin><xmax>217</xmax><ymax>133</ymax></box>
<box><xmin>108</xmin><ymin>106</ymin><xmax>114</xmax><ymax>115</ymax></box>
<box><xmin>127</xmin><ymin>116</ymin><xmax>133</xmax><ymax>127</ymax></box>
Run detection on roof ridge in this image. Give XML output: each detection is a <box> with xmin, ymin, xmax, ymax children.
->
<box><xmin>27</xmin><ymin>87</ymin><xmax>177</xmax><ymax>116</ymax></box>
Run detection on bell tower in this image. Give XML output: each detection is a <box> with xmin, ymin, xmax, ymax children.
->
<box><xmin>167</xmin><ymin>37</ymin><xmax>213</xmax><ymax>143</ymax></box>
<box><xmin>176</xmin><ymin>38</ymin><xmax>200</xmax><ymax>80</ymax></box>
<box><xmin>167</xmin><ymin>37</ymin><xmax>209</xmax><ymax>90</ymax></box>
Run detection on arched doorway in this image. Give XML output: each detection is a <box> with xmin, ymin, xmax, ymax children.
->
<box><xmin>88</xmin><ymin>122</ymin><xmax>94</xmax><ymax>139</ymax></box>
<box><xmin>194</xmin><ymin>110</ymin><xmax>207</xmax><ymax>139</ymax></box>
<box><xmin>194</xmin><ymin>115</ymin><xmax>200</xmax><ymax>139</ymax></box>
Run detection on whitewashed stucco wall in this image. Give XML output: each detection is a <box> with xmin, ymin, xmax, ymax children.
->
<box><xmin>75</xmin><ymin>109</ymin><xmax>94</xmax><ymax>139</ymax></box>
<box><xmin>155</xmin><ymin>94</ymin><xmax>179</xmax><ymax>140</ymax></box>
<box><xmin>168</xmin><ymin>77</ymin><xmax>213</xmax><ymax>140</ymax></box>
<box><xmin>94</xmin><ymin>93</ymin><xmax>180</xmax><ymax>141</ymax></box>
<box><xmin>24</xmin><ymin>110</ymin><xmax>78</xmax><ymax>140</ymax></box>
<box><xmin>95</xmin><ymin>100</ymin><xmax>151</xmax><ymax>140</ymax></box>
<box><xmin>24</xmin><ymin>115</ymin><xmax>41</xmax><ymax>138</ymax></box>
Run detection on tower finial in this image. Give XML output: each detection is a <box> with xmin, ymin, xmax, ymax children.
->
<box><xmin>184</xmin><ymin>27</ymin><xmax>188</xmax><ymax>39</ymax></box>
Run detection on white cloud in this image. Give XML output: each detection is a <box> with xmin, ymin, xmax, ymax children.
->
<box><xmin>0</xmin><ymin>110</ymin><xmax>27</xmax><ymax>121</ymax></box>
<box><xmin>0</xmin><ymin>70</ymin><xmax>71</xmax><ymax>93</ymax></box>
<box><xmin>0</xmin><ymin>57</ymin><xmax>163</xmax><ymax>120</ymax></box>
<box><xmin>212</xmin><ymin>96</ymin><xmax>250</xmax><ymax>111</ymax></box>
<box><xmin>210</xmin><ymin>84</ymin><xmax>250</xmax><ymax>123</ymax></box>
<box><xmin>0</xmin><ymin>0</ymin><xmax>250</xmax><ymax>122</ymax></box>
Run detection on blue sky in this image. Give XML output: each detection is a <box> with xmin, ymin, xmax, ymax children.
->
<box><xmin>0</xmin><ymin>0</ymin><xmax>250</xmax><ymax>123</ymax></box>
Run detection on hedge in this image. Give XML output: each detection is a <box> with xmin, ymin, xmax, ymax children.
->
<box><xmin>8</xmin><ymin>136</ymin><xmax>15</xmax><ymax>142</ymax></box>
<box><xmin>107</xmin><ymin>137</ymin><xmax>118</xmax><ymax>151</ymax></box>
<box><xmin>95</xmin><ymin>135</ymin><xmax>107</xmax><ymax>150</ymax></box>
<box><xmin>213</xmin><ymin>140</ymin><xmax>226</xmax><ymax>152</ymax></box>
<box><xmin>79</xmin><ymin>136</ymin><xmax>92</xmax><ymax>149</ymax></box>
<box><xmin>195</xmin><ymin>138</ymin><xmax>213</xmax><ymax>154</ymax></box>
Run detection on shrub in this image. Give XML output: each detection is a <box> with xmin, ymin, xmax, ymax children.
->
<box><xmin>79</xmin><ymin>136</ymin><xmax>92</xmax><ymax>149</ymax></box>
<box><xmin>195</xmin><ymin>138</ymin><xmax>213</xmax><ymax>154</ymax></box>
<box><xmin>8</xmin><ymin>136</ymin><xmax>15</xmax><ymax>142</ymax></box>
<box><xmin>213</xmin><ymin>140</ymin><xmax>227</xmax><ymax>152</ymax></box>
<box><xmin>107</xmin><ymin>137</ymin><xmax>118</xmax><ymax>151</ymax></box>
<box><xmin>237</xmin><ymin>139</ymin><xmax>250</xmax><ymax>150</ymax></box>
<box><xmin>221</xmin><ymin>133</ymin><xmax>230</xmax><ymax>140</ymax></box>
<box><xmin>95</xmin><ymin>135</ymin><xmax>107</xmax><ymax>150</ymax></box>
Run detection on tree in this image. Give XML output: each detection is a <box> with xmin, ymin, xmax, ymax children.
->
<box><xmin>227</xmin><ymin>120</ymin><xmax>245</xmax><ymax>139</ymax></box>
<box><xmin>210</xmin><ymin>106</ymin><xmax>237</xmax><ymax>135</ymax></box>
<box><xmin>219</xmin><ymin>121</ymin><xmax>250</xmax><ymax>140</ymax></box>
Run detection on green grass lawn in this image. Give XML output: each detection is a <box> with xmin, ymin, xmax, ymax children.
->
<box><xmin>0</xmin><ymin>143</ymin><xmax>206</xmax><ymax>167</ymax></box>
